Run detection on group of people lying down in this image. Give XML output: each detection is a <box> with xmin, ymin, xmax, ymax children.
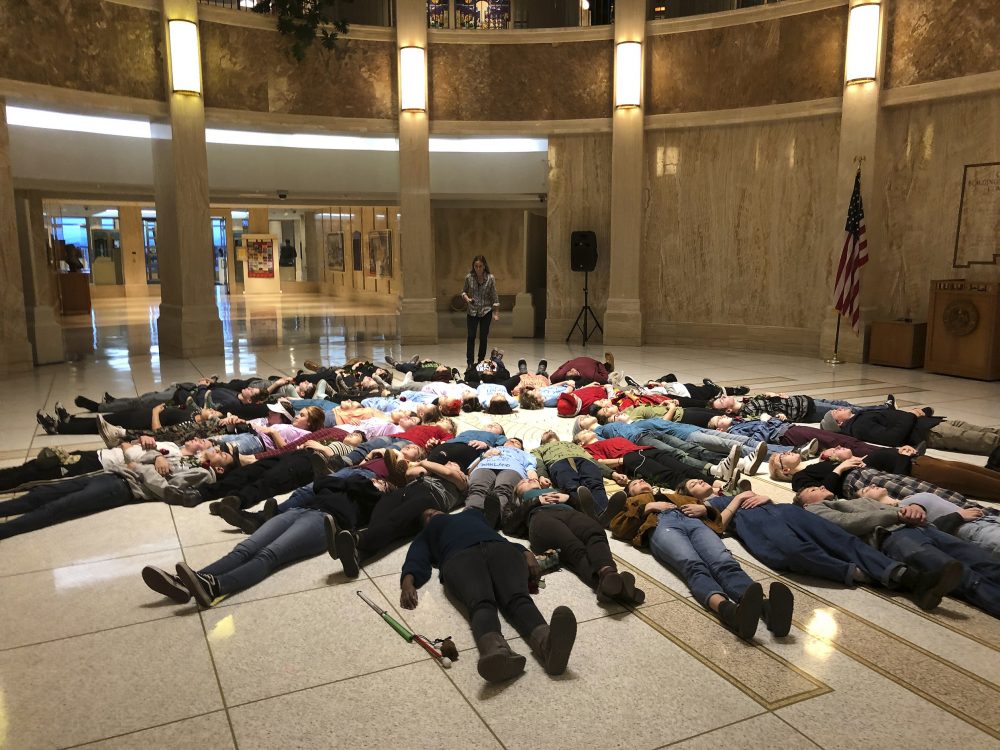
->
<box><xmin>7</xmin><ymin>350</ymin><xmax>1000</xmax><ymax>683</ymax></box>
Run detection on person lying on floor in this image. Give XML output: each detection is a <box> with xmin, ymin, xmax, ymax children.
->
<box><xmin>549</xmin><ymin>353</ymin><xmax>615</xmax><ymax>386</ymax></box>
<box><xmin>710</xmin><ymin>392</ymin><xmax>884</xmax><ymax>423</ymax></box>
<box><xmin>400</xmin><ymin>507</ymin><xmax>579</xmax><ymax>683</ymax></box>
<box><xmin>37</xmin><ymin>400</ymin><xmax>237</xmax><ymax>437</ymax></box>
<box><xmin>465</xmin><ymin>438</ymin><xmax>540</xmax><ymax>527</ymax></box>
<box><xmin>530</xmin><ymin>430</ymin><xmax>625</xmax><ymax>520</ymax></box>
<box><xmin>707</xmin><ymin>414</ymin><xmax>867</xmax><ymax>459</ymax></box>
<box><xmin>610</xmin><ymin>478</ymin><xmax>793</xmax><ymax>640</ymax></box>
<box><xmin>680</xmin><ymin>479</ymin><xmax>959</xmax><ymax>611</ymax></box>
<box><xmin>502</xmin><ymin>484</ymin><xmax>646</xmax><ymax>607</ymax></box>
<box><xmin>0</xmin><ymin>446</ymin><xmax>226</xmax><ymax>539</ymax></box>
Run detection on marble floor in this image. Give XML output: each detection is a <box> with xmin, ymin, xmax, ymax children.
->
<box><xmin>2</xmin><ymin>293</ymin><xmax>1000</xmax><ymax>749</ymax></box>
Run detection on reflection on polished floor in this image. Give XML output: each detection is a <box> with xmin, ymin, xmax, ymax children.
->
<box><xmin>2</xmin><ymin>294</ymin><xmax>1000</xmax><ymax>749</ymax></box>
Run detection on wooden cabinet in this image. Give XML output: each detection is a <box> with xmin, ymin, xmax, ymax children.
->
<box><xmin>868</xmin><ymin>321</ymin><xmax>926</xmax><ymax>368</ymax></box>
<box><xmin>925</xmin><ymin>279</ymin><xmax>1000</xmax><ymax>380</ymax></box>
<box><xmin>57</xmin><ymin>272</ymin><xmax>92</xmax><ymax>315</ymax></box>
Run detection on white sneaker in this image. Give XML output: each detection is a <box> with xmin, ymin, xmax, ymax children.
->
<box><xmin>96</xmin><ymin>414</ymin><xmax>127</xmax><ymax>448</ymax></box>
<box><xmin>609</xmin><ymin>371</ymin><xmax>625</xmax><ymax>389</ymax></box>
<box><xmin>738</xmin><ymin>442</ymin><xmax>768</xmax><ymax>475</ymax></box>
<box><xmin>710</xmin><ymin>444</ymin><xmax>740</xmax><ymax>481</ymax></box>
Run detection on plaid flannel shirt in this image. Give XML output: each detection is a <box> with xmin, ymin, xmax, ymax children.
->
<box><xmin>842</xmin><ymin>466</ymin><xmax>969</xmax><ymax>508</ymax></box>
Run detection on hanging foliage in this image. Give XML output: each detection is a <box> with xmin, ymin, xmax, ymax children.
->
<box><xmin>252</xmin><ymin>0</ymin><xmax>351</xmax><ymax>62</ymax></box>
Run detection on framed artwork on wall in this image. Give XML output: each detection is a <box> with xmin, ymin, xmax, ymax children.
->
<box><xmin>368</xmin><ymin>229</ymin><xmax>392</xmax><ymax>278</ymax></box>
<box><xmin>326</xmin><ymin>232</ymin><xmax>345</xmax><ymax>272</ymax></box>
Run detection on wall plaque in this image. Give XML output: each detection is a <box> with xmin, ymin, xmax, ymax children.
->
<box><xmin>953</xmin><ymin>161</ymin><xmax>1000</xmax><ymax>268</ymax></box>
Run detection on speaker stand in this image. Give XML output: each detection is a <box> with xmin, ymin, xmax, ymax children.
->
<box><xmin>566</xmin><ymin>271</ymin><xmax>603</xmax><ymax>346</ymax></box>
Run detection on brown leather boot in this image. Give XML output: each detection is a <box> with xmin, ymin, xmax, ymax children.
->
<box><xmin>528</xmin><ymin>605</ymin><xmax>577</xmax><ymax>675</ymax></box>
<box><xmin>476</xmin><ymin>632</ymin><xmax>526</xmax><ymax>683</ymax></box>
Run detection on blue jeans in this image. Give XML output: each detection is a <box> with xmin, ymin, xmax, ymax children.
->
<box><xmin>958</xmin><ymin>516</ymin><xmax>1000</xmax><ymax>558</ymax></box>
<box><xmin>882</xmin><ymin>526</ymin><xmax>1000</xmax><ymax>617</ymax></box>
<box><xmin>215</xmin><ymin>433</ymin><xmax>267</xmax><ymax>454</ymax></box>
<box><xmin>290</xmin><ymin>398</ymin><xmax>337</xmax><ymax>411</ymax></box>
<box><xmin>653</xmin><ymin>424</ymin><xmax>760</xmax><ymax>458</ymax></box>
<box><xmin>200</xmin><ymin>508</ymin><xmax>328</xmax><ymax>595</ymax></box>
<box><xmin>647</xmin><ymin>511</ymin><xmax>754</xmax><ymax>608</ymax></box>
<box><xmin>0</xmin><ymin>474</ymin><xmax>134</xmax><ymax>539</ymax></box>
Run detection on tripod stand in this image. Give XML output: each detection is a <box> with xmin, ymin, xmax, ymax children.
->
<box><xmin>565</xmin><ymin>271</ymin><xmax>603</xmax><ymax>345</ymax></box>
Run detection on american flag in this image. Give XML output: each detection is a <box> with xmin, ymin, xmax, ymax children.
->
<box><xmin>833</xmin><ymin>169</ymin><xmax>869</xmax><ymax>332</ymax></box>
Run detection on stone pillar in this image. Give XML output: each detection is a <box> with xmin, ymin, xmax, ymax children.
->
<box><xmin>152</xmin><ymin>0</ymin><xmax>224</xmax><ymax>358</ymax></box>
<box><xmin>602</xmin><ymin>0</ymin><xmax>645</xmax><ymax>346</ymax></box>
<box><xmin>396</xmin><ymin>0</ymin><xmax>438</xmax><ymax>345</ymax></box>
<box><xmin>819</xmin><ymin>0</ymin><xmax>889</xmax><ymax>362</ymax></box>
<box><xmin>0</xmin><ymin>99</ymin><xmax>34</xmax><ymax>373</ymax></box>
<box><xmin>15</xmin><ymin>190</ymin><xmax>65</xmax><ymax>364</ymax></box>
<box><xmin>118</xmin><ymin>206</ymin><xmax>150</xmax><ymax>297</ymax></box>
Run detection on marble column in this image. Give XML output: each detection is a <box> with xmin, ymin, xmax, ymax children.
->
<box><xmin>819</xmin><ymin>0</ymin><xmax>889</xmax><ymax>362</ymax></box>
<box><xmin>396</xmin><ymin>0</ymin><xmax>437</xmax><ymax>345</ymax></box>
<box><xmin>153</xmin><ymin>0</ymin><xmax>224</xmax><ymax>358</ymax></box>
<box><xmin>603</xmin><ymin>0</ymin><xmax>645</xmax><ymax>346</ymax></box>
<box><xmin>0</xmin><ymin>99</ymin><xmax>34</xmax><ymax>373</ymax></box>
<box><xmin>118</xmin><ymin>206</ymin><xmax>150</xmax><ymax>297</ymax></box>
<box><xmin>15</xmin><ymin>190</ymin><xmax>65</xmax><ymax>364</ymax></box>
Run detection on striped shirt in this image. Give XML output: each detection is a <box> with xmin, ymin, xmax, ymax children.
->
<box><xmin>463</xmin><ymin>272</ymin><xmax>499</xmax><ymax>317</ymax></box>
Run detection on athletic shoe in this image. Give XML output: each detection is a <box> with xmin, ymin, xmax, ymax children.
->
<box><xmin>409</xmin><ymin>354</ymin><xmax>421</xmax><ymax>364</ymax></box>
<box><xmin>96</xmin><ymin>414</ymin><xmax>127</xmax><ymax>448</ymax></box>
<box><xmin>723</xmin><ymin>467</ymin><xmax>744</xmax><ymax>496</ymax></box>
<box><xmin>721</xmin><ymin>582</ymin><xmax>763</xmax><ymax>641</ymax></box>
<box><xmin>619</xmin><ymin>571</ymin><xmax>645</xmax><ymax>605</ymax></box>
<box><xmin>574</xmin><ymin>485</ymin><xmax>597</xmax><ymax>520</ymax></box>
<box><xmin>517</xmin><ymin>359</ymin><xmax>528</xmax><ymax>375</ymax></box>
<box><xmin>710</xmin><ymin>444</ymin><xmax>741</xmax><ymax>482</ymax></box>
<box><xmin>738</xmin><ymin>442</ymin><xmax>768</xmax><ymax>476</ymax></box>
<box><xmin>604</xmin><ymin>351</ymin><xmax>615</xmax><ymax>371</ymax></box>
<box><xmin>208</xmin><ymin>495</ymin><xmax>242</xmax><ymax>516</ymax></box>
<box><xmin>54</xmin><ymin>402</ymin><xmax>70</xmax><ymax>424</ymax></box>
<box><xmin>303</xmin><ymin>359</ymin><xmax>323</xmax><ymax>371</ymax></box>
<box><xmin>797</xmin><ymin>439</ymin><xmax>820</xmax><ymax>459</ymax></box>
<box><xmin>36</xmin><ymin>410</ymin><xmax>58</xmax><ymax>435</ymax></box>
<box><xmin>609</xmin><ymin>371</ymin><xmax>625</xmax><ymax>389</ymax></box>
<box><xmin>884</xmin><ymin>393</ymin><xmax>896</xmax><ymax>409</ymax></box>
<box><xmin>384</xmin><ymin>354</ymin><xmax>398</xmax><ymax>367</ymax></box>
<box><xmin>142</xmin><ymin>565</ymin><xmax>191</xmax><ymax>604</ymax></box>
<box><xmin>536</xmin><ymin>359</ymin><xmax>548</xmax><ymax>375</ymax></box>
<box><xmin>624</xmin><ymin>375</ymin><xmax>642</xmax><ymax>389</ymax></box>
<box><xmin>598</xmin><ymin>491</ymin><xmax>627</xmax><ymax>529</ymax></box>
<box><xmin>175</xmin><ymin>563</ymin><xmax>220</xmax><ymax>608</ymax></box>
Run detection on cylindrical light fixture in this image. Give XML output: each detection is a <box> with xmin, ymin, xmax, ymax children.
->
<box><xmin>844</xmin><ymin>2</ymin><xmax>881</xmax><ymax>85</ymax></box>
<box><xmin>615</xmin><ymin>41</ymin><xmax>642</xmax><ymax>109</ymax></box>
<box><xmin>399</xmin><ymin>46</ymin><xmax>427</xmax><ymax>113</ymax></box>
<box><xmin>167</xmin><ymin>19</ymin><xmax>202</xmax><ymax>95</ymax></box>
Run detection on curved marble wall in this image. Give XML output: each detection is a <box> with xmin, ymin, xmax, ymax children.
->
<box><xmin>645</xmin><ymin>7</ymin><xmax>846</xmax><ymax>114</ymax></box>
<box><xmin>0</xmin><ymin>0</ymin><xmax>163</xmax><ymax>102</ymax></box>
<box><xmin>427</xmin><ymin>41</ymin><xmax>613</xmax><ymax>121</ymax></box>
<box><xmin>200</xmin><ymin>22</ymin><xmax>397</xmax><ymax>119</ymax></box>
<box><xmin>885</xmin><ymin>0</ymin><xmax>1000</xmax><ymax>88</ymax></box>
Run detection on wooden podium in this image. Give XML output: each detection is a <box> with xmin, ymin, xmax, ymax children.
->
<box><xmin>925</xmin><ymin>279</ymin><xmax>1000</xmax><ymax>380</ymax></box>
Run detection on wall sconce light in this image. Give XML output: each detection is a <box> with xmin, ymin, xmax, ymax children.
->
<box><xmin>167</xmin><ymin>19</ymin><xmax>202</xmax><ymax>95</ymax></box>
<box><xmin>615</xmin><ymin>41</ymin><xmax>642</xmax><ymax>109</ymax></box>
<box><xmin>844</xmin><ymin>2</ymin><xmax>881</xmax><ymax>85</ymax></box>
<box><xmin>399</xmin><ymin>46</ymin><xmax>427</xmax><ymax>113</ymax></box>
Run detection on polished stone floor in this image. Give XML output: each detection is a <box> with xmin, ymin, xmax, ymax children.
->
<box><xmin>2</xmin><ymin>293</ymin><xmax>1000</xmax><ymax>749</ymax></box>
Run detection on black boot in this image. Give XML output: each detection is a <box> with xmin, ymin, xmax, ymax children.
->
<box><xmin>335</xmin><ymin>529</ymin><xmax>360</xmax><ymax>578</ymax></box>
<box><xmin>475</xmin><ymin>632</ymin><xmax>526</xmax><ymax>683</ymax></box>
<box><xmin>597</xmin><ymin>491</ymin><xmax>626</xmax><ymax>529</ymax></box>
<box><xmin>528</xmin><ymin>605</ymin><xmax>577</xmax><ymax>675</ymax></box>
<box><xmin>987</xmin><ymin>444</ymin><xmax>1000</xmax><ymax>472</ymax></box>
<box><xmin>75</xmin><ymin>395</ymin><xmax>102</xmax><ymax>411</ymax></box>
<box><xmin>762</xmin><ymin>581</ymin><xmax>794</xmax><ymax>637</ymax></box>
<box><xmin>717</xmin><ymin>582</ymin><xmax>763</xmax><ymax>641</ymax></box>
<box><xmin>898</xmin><ymin>560</ymin><xmax>963</xmax><ymax>611</ymax></box>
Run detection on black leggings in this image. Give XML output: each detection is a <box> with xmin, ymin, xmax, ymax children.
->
<box><xmin>622</xmin><ymin>449</ymin><xmax>709</xmax><ymax>490</ymax></box>
<box><xmin>0</xmin><ymin>451</ymin><xmax>103</xmax><ymax>491</ymax></box>
<box><xmin>528</xmin><ymin>505</ymin><xmax>614</xmax><ymax>587</ymax></box>
<box><xmin>466</xmin><ymin>313</ymin><xmax>493</xmax><ymax>366</ymax></box>
<box><xmin>358</xmin><ymin>483</ymin><xmax>438</xmax><ymax>559</ymax></box>
<box><xmin>441</xmin><ymin>541</ymin><xmax>546</xmax><ymax>641</ymax></box>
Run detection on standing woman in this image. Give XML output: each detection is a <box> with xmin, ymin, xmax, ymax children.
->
<box><xmin>462</xmin><ymin>255</ymin><xmax>500</xmax><ymax>368</ymax></box>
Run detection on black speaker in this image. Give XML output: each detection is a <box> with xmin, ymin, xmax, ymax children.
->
<box><xmin>570</xmin><ymin>231</ymin><xmax>597</xmax><ymax>272</ymax></box>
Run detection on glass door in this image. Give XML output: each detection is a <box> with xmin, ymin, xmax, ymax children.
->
<box><xmin>143</xmin><ymin>218</ymin><xmax>159</xmax><ymax>283</ymax></box>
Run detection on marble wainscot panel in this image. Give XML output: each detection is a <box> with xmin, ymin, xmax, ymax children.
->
<box><xmin>872</xmin><ymin>91</ymin><xmax>1000</xmax><ymax>320</ymax></box>
<box><xmin>429</xmin><ymin>42</ymin><xmax>613</xmax><ymax>121</ymax></box>
<box><xmin>545</xmin><ymin>134</ymin><xmax>612</xmax><ymax>338</ymax></box>
<box><xmin>433</xmin><ymin>208</ymin><xmax>526</xmax><ymax>310</ymax></box>
<box><xmin>646</xmin><ymin>7</ymin><xmax>846</xmax><ymax>115</ymax></box>
<box><xmin>200</xmin><ymin>22</ymin><xmax>397</xmax><ymax>118</ymax></box>
<box><xmin>0</xmin><ymin>0</ymin><xmax>164</xmax><ymax>100</ymax></box>
<box><xmin>641</xmin><ymin>116</ymin><xmax>840</xmax><ymax>351</ymax></box>
<box><xmin>885</xmin><ymin>0</ymin><xmax>1000</xmax><ymax>88</ymax></box>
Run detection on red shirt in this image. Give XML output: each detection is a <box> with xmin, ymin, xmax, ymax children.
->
<box><xmin>614</xmin><ymin>393</ymin><xmax>673</xmax><ymax>409</ymax></box>
<box><xmin>582</xmin><ymin>437</ymin><xmax>649</xmax><ymax>460</ymax></box>
<box><xmin>396</xmin><ymin>424</ymin><xmax>452</xmax><ymax>447</ymax></box>
<box><xmin>556</xmin><ymin>384</ymin><xmax>607</xmax><ymax>417</ymax></box>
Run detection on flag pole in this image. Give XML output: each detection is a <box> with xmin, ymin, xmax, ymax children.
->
<box><xmin>825</xmin><ymin>313</ymin><xmax>844</xmax><ymax>365</ymax></box>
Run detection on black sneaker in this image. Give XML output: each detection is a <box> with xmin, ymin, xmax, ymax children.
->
<box><xmin>384</xmin><ymin>354</ymin><xmax>398</xmax><ymax>367</ymax></box>
<box><xmin>574</xmin><ymin>486</ymin><xmax>597</xmax><ymax>520</ymax></box>
<box><xmin>624</xmin><ymin>375</ymin><xmax>641</xmax><ymax>388</ymax></box>
<box><xmin>536</xmin><ymin>359</ymin><xmax>548</xmax><ymax>375</ymax></box>
<box><xmin>336</xmin><ymin>529</ymin><xmax>360</xmax><ymax>578</ymax></box>
<box><xmin>762</xmin><ymin>581</ymin><xmax>794</xmax><ymax>637</ymax></box>
<box><xmin>54</xmin><ymin>402</ymin><xmax>70</xmax><ymax>424</ymax></box>
<box><xmin>214</xmin><ymin>502</ymin><xmax>271</xmax><ymax>534</ymax></box>
<box><xmin>36</xmin><ymin>410</ymin><xmax>58</xmax><ymax>435</ymax></box>
<box><xmin>103</xmin><ymin>391</ymin><xmax>115</xmax><ymax>404</ymax></box>
<box><xmin>922</xmin><ymin>406</ymin><xmax>935</xmax><ymax>417</ymax></box>
<box><xmin>208</xmin><ymin>495</ymin><xmax>242</xmax><ymax>516</ymax></box>
<box><xmin>517</xmin><ymin>359</ymin><xmax>528</xmax><ymax>375</ymax></box>
<box><xmin>726</xmin><ymin>386</ymin><xmax>750</xmax><ymax>396</ymax></box>
<box><xmin>142</xmin><ymin>565</ymin><xmax>191</xmax><ymax>604</ymax></box>
<box><xmin>987</xmin><ymin>444</ymin><xmax>1000</xmax><ymax>472</ymax></box>
<box><xmin>597</xmin><ymin>491</ymin><xmax>627</xmax><ymax>529</ymax></box>
<box><xmin>323</xmin><ymin>514</ymin><xmax>338</xmax><ymax>559</ymax></box>
<box><xmin>721</xmin><ymin>582</ymin><xmax>763</xmax><ymax>641</ymax></box>
<box><xmin>175</xmin><ymin>562</ymin><xmax>220</xmax><ymax>608</ymax></box>
<box><xmin>884</xmin><ymin>393</ymin><xmax>896</xmax><ymax>409</ymax></box>
<box><xmin>907</xmin><ymin>560</ymin><xmax>963</xmax><ymax>611</ymax></box>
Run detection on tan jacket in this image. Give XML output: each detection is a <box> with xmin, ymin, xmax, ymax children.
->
<box><xmin>610</xmin><ymin>489</ymin><xmax>723</xmax><ymax>548</ymax></box>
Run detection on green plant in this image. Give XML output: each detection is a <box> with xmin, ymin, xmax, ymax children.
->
<box><xmin>253</xmin><ymin>0</ymin><xmax>350</xmax><ymax>62</ymax></box>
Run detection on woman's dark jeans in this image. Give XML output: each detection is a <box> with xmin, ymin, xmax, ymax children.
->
<box><xmin>466</xmin><ymin>313</ymin><xmax>493</xmax><ymax>366</ymax></box>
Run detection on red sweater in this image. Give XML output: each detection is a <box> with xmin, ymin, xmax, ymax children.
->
<box><xmin>396</xmin><ymin>424</ymin><xmax>452</xmax><ymax>447</ymax></box>
<box><xmin>557</xmin><ymin>384</ymin><xmax>608</xmax><ymax>417</ymax></box>
<box><xmin>551</xmin><ymin>356</ymin><xmax>610</xmax><ymax>384</ymax></box>
<box><xmin>583</xmin><ymin>437</ymin><xmax>649</xmax><ymax>460</ymax></box>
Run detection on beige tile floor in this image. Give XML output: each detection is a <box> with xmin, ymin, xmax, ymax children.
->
<box><xmin>1</xmin><ymin>293</ymin><xmax>999</xmax><ymax>749</ymax></box>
